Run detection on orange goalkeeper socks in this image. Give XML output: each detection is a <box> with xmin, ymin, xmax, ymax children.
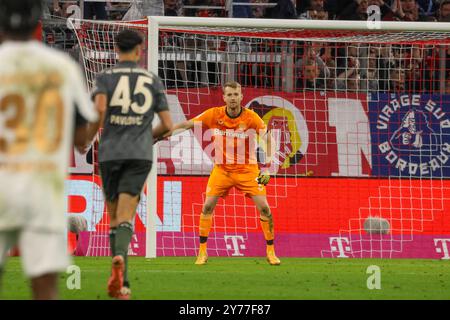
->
<box><xmin>260</xmin><ymin>218</ymin><xmax>274</xmax><ymax>244</ymax></box>
<box><xmin>199</xmin><ymin>213</ymin><xmax>213</xmax><ymax>243</ymax></box>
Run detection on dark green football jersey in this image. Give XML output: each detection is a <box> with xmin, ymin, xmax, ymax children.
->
<box><xmin>92</xmin><ymin>61</ymin><xmax>169</xmax><ymax>162</ymax></box>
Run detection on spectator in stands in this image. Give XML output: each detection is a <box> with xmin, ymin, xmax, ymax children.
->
<box><xmin>360</xmin><ymin>47</ymin><xmax>381</xmax><ymax>91</ymax></box>
<box><xmin>265</xmin><ymin>0</ymin><xmax>297</xmax><ymax>18</ymax></box>
<box><xmin>123</xmin><ymin>0</ymin><xmax>164</xmax><ymax>20</ymax></box>
<box><xmin>346</xmin><ymin>73</ymin><xmax>361</xmax><ymax>92</ymax></box>
<box><xmin>338</xmin><ymin>0</ymin><xmax>368</xmax><ymax>20</ymax></box>
<box><xmin>417</xmin><ymin>0</ymin><xmax>438</xmax><ymax>16</ymax></box>
<box><xmin>52</xmin><ymin>0</ymin><xmax>78</xmax><ymax>18</ymax></box>
<box><xmin>233</xmin><ymin>0</ymin><xmax>254</xmax><ymax>17</ymax></box>
<box><xmin>400</xmin><ymin>0</ymin><xmax>422</xmax><ymax>20</ymax></box>
<box><xmin>301</xmin><ymin>0</ymin><xmax>338</xmax><ymax>18</ymax></box>
<box><xmin>298</xmin><ymin>0</ymin><xmax>326</xmax><ymax>17</ymax></box>
<box><xmin>296</xmin><ymin>43</ymin><xmax>330</xmax><ymax>90</ymax></box>
<box><xmin>333</xmin><ymin>45</ymin><xmax>365</xmax><ymax>91</ymax></box>
<box><xmin>365</xmin><ymin>0</ymin><xmax>397</xmax><ymax>20</ymax></box>
<box><xmin>299</xmin><ymin>7</ymin><xmax>329</xmax><ymax>19</ymax></box>
<box><xmin>335</xmin><ymin>55</ymin><xmax>361</xmax><ymax>91</ymax></box>
<box><xmin>297</xmin><ymin>0</ymin><xmax>324</xmax><ymax>13</ymax></box>
<box><xmin>165</xmin><ymin>0</ymin><xmax>182</xmax><ymax>15</ymax></box>
<box><xmin>190</xmin><ymin>0</ymin><xmax>225</xmax><ymax>17</ymax></box>
<box><xmin>142</xmin><ymin>0</ymin><xmax>164</xmax><ymax>16</ymax></box>
<box><xmin>251</xmin><ymin>0</ymin><xmax>270</xmax><ymax>18</ymax></box>
<box><xmin>84</xmin><ymin>1</ymin><xmax>108</xmax><ymax>20</ymax></box>
<box><xmin>385</xmin><ymin>0</ymin><xmax>427</xmax><ymax>21</ymax></box>
<box><xmin>389</xmin><ymin>68</ymin><xmax>406</xmax><ymax>91</ymax></box>
<box><xmin>404</xmin><ymin>47</ymin><xmax>424</xmax><ymax>91</ymax></box>
<box><xmin>108</xmin><ymin>2</ymin><xmax>131</xmax><ymax>20</ymax></box>
<box><xmin>437</xmin><ymin>0</ymin><xmax>450</xmax><ymax>21</ymax></box>
<box><xmin>297</xmin><ymin>59</ymin><xmax>326</xmax><ymax>90</ymax></box>
<box><xmin>297</xmin><ymin>43</ymin><xmax>330</xmax><ymax>76</ymax></box>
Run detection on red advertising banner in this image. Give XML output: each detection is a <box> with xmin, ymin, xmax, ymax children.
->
<box><xmin>67</xmin><ymin>175</ymin><xmax>450</xmax><ymax>258</ymax></box>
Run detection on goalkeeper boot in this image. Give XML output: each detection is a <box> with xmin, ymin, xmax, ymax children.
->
<box><xmin>266</xmin><ymin>247</ymin><xmax>281</xmax><ymax>266</ymax></box>
<box><xmin>117</xmin><ymin>286</ymin><xmax>131</xmax><ymax>300</ymax></box>
<box><xmin>195</xmin><ymin>247</ymin><xmax>208</xmax><ymax>265</ymax></box>
<box><xmin>108</xmin><ymin>255</ymin><xmax>124</xmax><ymax>298</ymax></box>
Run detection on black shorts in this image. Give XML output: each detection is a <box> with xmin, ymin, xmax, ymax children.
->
<box><xmin>99</xmin><ymin>160</ymin><xmax>152</xmax><ymax>202</ymax></box>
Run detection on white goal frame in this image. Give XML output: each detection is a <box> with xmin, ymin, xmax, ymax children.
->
<box><xmin>145</xmin><ymin>17</ymin><xmax>450</xmax><ymax>258</ymax></box>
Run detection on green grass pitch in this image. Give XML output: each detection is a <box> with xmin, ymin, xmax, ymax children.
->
<box><xmin>1</xmin><ymin>257</ymin><xmax>449</xmax><ymax>300</ymax></box>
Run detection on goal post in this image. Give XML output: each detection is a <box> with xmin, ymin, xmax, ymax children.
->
<box><xmin>71</xmin><ymin>16</ymin><xmax>450</xmax><ymax>259</ymax></box>
<box><xmin>146</xmin><ymin>19</ymin><xmax>160</xmax><ymax>258</ymax></box>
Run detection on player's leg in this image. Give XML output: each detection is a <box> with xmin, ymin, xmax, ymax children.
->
<box><xmin>105</xmin><ymin>199</ymin><xmax>124</xmax><ymax>296</ymax></box>
<box><xmin>196</xmin><ymin>166</ymin><xmax>234</xmax><ymax>265</ymax></box>
<box><xmin>196</xmin><ymin>196</ymin><xmax>220</xmax><ymax>265</ymax></box>
<box><xmin>30</xmin><ymin>273</ymin><xmax>58</xmax><ymax>300</ymax></box>
<box><xmin>109</xmin><ymin>160</ymin><xmax>152</xmax><ymax>299</ymax></box>
<box><xmin>99</xmin><ymin>160</ymin><xmax>129</xmax><ymax>298</ymax></box>
<box><xmin>106</xmin><ymin>200</ymin><xmax>118</xmax><ymax>258</ymax></box>
<box><xmin>99</xmin><ymin>161</ymin><xmax>120</xmax><ymax>260</ymax></box>
<box><xmin>114</xmin><ymin>192</ymin><xmax>139</xmax><ymax>295</ymax></box>
<box><xmin>233</xmin><ymin>168</ymin><xmax>281</xmax><ymax>265</ymax></box>
<box><xmin>106</xmin><ymin>199</ymin><xmax>131</xmax><ymax>299</ymax></box>
<box><xmin>0</xmin><ymin>230</ymin><xmax>19</xmax><ymax>298</ymax></box>
<box><xmin>20</xmin><ymin>229</ymin><xmax>70</xmax><ymax>299</ymax></box>
<box><xmin>252</xmin><ymin>195</ymin><xmax>281</xmax><ymax>266</ymax></box>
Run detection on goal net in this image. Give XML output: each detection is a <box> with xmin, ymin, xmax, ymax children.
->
<box><xmin>69</xmin><ymin>17</ymin><xmax>450</xmax><ymax>259</ymax></box>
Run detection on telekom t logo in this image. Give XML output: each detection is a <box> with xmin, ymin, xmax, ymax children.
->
<box><xmin>127</xmin><ymin>234</ymin><xmax>139</xmax><ymax>256</ymax></box>
<box><xmin>434</xmin><ymin>239</ymin><xmax>450</xmax><ymax>260</ymax></box>
<box><xmin>329</xmin><ymin>237</ymin><xmax>351</xmax><ymax>258</ymax></box>
<box><xmin>224</xmin><ymin>235</ymin><xmax>246</xmax><ymax>256</ymax></box>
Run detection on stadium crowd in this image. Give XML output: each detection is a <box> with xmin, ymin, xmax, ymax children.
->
<box><xmin>46</xmin><ymin>0</ymin><xmax>450</xmax><ymax>21</ymax></box>
<box><xmin>43</xmin><ymin>0</ymin><xmax>450</xmax><ymax>95</ymax></box>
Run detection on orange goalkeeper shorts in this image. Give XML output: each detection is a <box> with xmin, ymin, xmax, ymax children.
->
<box><xmin>205</xmin><ymin>165</ymin><xmax>266</xmax><ymax>198</ymax></box>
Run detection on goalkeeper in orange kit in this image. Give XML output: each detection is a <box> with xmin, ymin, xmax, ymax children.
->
<box><xmin>159</xmin><ymin>81</ymin><xmax>280</xmax><ymax>265</ymax></box>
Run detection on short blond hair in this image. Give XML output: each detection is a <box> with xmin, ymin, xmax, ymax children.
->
<box><xmin>223</xmin><ymin>81</ymin><xmax>241</xmax><ymax>92</ymax></box>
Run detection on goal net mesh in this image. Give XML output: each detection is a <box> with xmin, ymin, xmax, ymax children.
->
<box><xmin>71</xmin><ymin>18</ymin><xmax>450</xmax><ymax>259</ymax></box>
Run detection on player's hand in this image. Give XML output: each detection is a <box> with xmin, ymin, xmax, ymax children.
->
<box><xmin>257</xmin><ymin>170</ymin><xmax>270</xmax><ymax>186</ymax></box>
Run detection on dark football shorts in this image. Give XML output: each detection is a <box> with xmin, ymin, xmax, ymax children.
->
<box><xmin>99</xmin><ymin>160</ymin><xmax>153</xmax><ymax>202</ymax></box>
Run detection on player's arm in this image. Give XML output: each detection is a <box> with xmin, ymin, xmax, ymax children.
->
<box><xmin>74</xmin><ymin>119</ymin><xmax>89</xmax><ymax>153</ymax></box>
<box><xmin>152</xmin><ymin>110</ymin><xmax>174</xmax><ymax>141</ymax></box>
<box><xmin>73</xmin><ymin>103</ymin><xmax>99</xmax><ymax>153</ymax></box>
<box><xmin>154</xmin><ymin>107</ymin><xmax>212</xmax><ymax>143</ymax></box>
<box><xmin>154</xmin><ymin>119</ymin><xmax>195</xmax><ymax>143</ymax></box>
<box><xmin>76</xmin><ymin>72</ymin><xmax>108</xmax><ymax>152</ymax></box>
<box><xmin>86</xmin><ymin>93</ymin><xmax>107</xmax><ymax>143</ymax></box>
<box><xmin>71</xmin><ymin>62</ymin><xmax>99</xmax><ymax>153</ymax></box>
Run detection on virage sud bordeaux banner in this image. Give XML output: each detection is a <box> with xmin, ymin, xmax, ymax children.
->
<box><xmin>369</xmin><ymin>93</ymin><xmax>450</xmax><ymax>178</ymax></box>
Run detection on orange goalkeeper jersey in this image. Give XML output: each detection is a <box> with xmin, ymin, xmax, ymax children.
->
<box><xmin>192</xmin><ymin>106</ymin><xmax>267</xmax><ymax>172</ymax></box>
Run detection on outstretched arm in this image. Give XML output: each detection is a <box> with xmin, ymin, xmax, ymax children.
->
<box><xmin>153</xmin><ymin>119</ymin><xmax>195</xmax><ymax>143</ymax></box>
<box><xmin>152</xmin><ymin>110</ymin><xmax>174</xmax><ymax>141</ymax></box>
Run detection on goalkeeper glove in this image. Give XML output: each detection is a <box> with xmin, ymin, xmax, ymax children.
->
<box><xmin>257</xmin><ymin>170</ymin><xmax>270</xmax><ymax>186</ymax></box>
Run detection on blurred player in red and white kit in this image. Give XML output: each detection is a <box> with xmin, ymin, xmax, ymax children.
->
<box><xmin>0</xmin><ymin>0</ymin><xmax>98</xmax><ymax>299</ymax></box>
